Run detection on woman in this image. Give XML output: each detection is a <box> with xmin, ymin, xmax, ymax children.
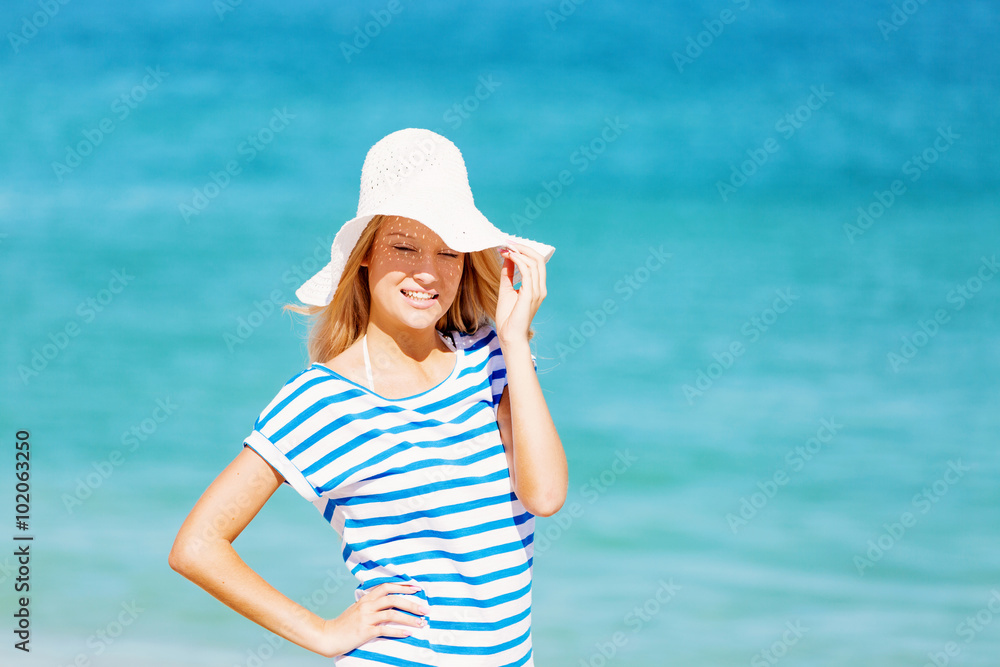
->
<box><xmin>169</xmin><ymin>128</ymin><xmax>567</xmax><ymax>666</ymax></box>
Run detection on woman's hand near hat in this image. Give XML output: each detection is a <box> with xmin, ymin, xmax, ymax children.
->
<box><xmin>496</xmin><ymin>242</ymin><xmax>547</xmax><ymax>348</ymax></box>
<box><xmin>494</xmin><ymin>242</ymin><xmax>567</xmax><ymax>518</ymax></box>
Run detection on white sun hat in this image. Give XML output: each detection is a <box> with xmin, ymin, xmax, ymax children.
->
<box><xmin>295</xmin><ymin>128</ymin><xmax>556</xmax><ymax>307</ymax></box>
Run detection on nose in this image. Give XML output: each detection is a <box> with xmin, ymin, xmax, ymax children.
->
<box><xmin>411</xmin><ymin>253</ymin><xmax>446</xmax><ymax>284</ymax></box>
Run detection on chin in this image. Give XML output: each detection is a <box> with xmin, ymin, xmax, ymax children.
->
<box><xmin>392</xmin><ymin>305</ymin><xmax>441</xmax><ymax>327</ymax></box>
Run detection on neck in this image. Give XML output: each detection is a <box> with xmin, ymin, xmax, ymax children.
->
<box><xmin>364</xmin><ymin>321</ymin><xmax>446</xmax><ymax>364</ymax></box>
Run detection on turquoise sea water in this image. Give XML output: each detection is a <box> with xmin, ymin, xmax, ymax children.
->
<box><xmin>2</xmin><ymin>1</ymin><xmax>999</xmax><ymax>665</ymax></box>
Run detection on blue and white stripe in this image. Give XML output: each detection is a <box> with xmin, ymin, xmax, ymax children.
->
<box><xmin>244</xmin><ymin>324</ymin><xmax>536</xmax><ymax>666</ymax></box>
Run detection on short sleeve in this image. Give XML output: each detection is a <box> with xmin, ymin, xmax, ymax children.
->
<box><xmin>487</xmin><ymin>327</ymin><xmax>538</xmax><ymax>420</ymax></box>
<box><xmin>242</xmin><ymin>371</ymin><xmax>323</xmax><ymax>504</ymax></box>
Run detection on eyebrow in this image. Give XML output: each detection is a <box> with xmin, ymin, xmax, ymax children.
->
<box><xmin>387</xmin><ymin>233</ymin><xmax>458</xmax><ymax>251</ymax></box>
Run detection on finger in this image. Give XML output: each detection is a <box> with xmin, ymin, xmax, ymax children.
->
<box><xmin>518</xmin><ymin>252</ymin><xmax>540</xmax><ymax>304</ymax></box>
<box><xmin>373</xmin><ymin>592</ymin><xmax>431</xmax><ymax>617</ymax></box>
<box><xmin>525</xmin><ymin>251</ymin><xmax>541</xmax><ymax>304</ymax></box>
<box><xmin>501</xmin><ymin>255</ymin><xmax>517</xmax><ymax>287</ymax></box>
<box><xmin>373</xmin><ymin>582</ymin><xmax>424</xmax><ymax>596</ymax></box>
<box><xmin>526</xmin><ymin>245</ymin><xmax>547</xmax><ymax>297</ymax></box>
<box><xmin>511</xmin><ymin>244</ymin><xmax>542</xmax><ymax>297</ymax></box>
<box><xmin>502</xmin><ymin>248</ymin><xmax>533</xmax><ymax>295</ymax></box>
<box><xmin>510</xmin><ymin>242</ymin><xmax>542</xmax><ymax>261</ymax></box>
<box><xmin>368</xmin><ymin>594</ymin><xmax>430</xmax><ymax>615</ymax></box>
<box><xmin>395</xmin><ymin>595</ymin><xmax>432</xmax><ymax>616</ymax></box>
<box><xmin>377</xmin><ymin>624</ymin><xmax>416</xmax><ymax>638</ymax></box>
<box><xmin>369</xmin><ymin>585</ymin><xmax>428</xmax><ymax>611</ymax></box>
<box><xmin>498</xmin><ymin>249</ymin><xmax>516</xmax><ymax>283</ymax></box>
<box><xmin>364</xmin><ymin>586</ymin><xmax>421</xmax><ymax>606</ymax></box>
<box><xmin>379</xmin><ymin>609</ymin><xmax>429</xmax><ymax>628</ymax></box>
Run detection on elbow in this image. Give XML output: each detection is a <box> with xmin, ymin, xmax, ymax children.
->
<box><xmin>168</xmin><ymin>541</ymin><xmax>190</xmax><ymax>577</ymax></box>
<box><xmin>170</xmin><ymin>531</ymin><xmax>233</xmax><ymax>581</ymax></box>
<box><xmin>530</xmin><ymin>500</ymin><xmax>565</xmax><ymax>518</ymax></box>
<box><xmin>515</xmin><ymin>475</ymin><xmax>568</xmax><ymax>518</ymax></box>
<box><xmin>168</xmin><ymin>535</ymin><xmax>204</xmax><ymax>578</ymax></box>
<box><xmin>524</xmin><ymin>490</ymin><xmax>567</xmax><ymax>518</ymax></box>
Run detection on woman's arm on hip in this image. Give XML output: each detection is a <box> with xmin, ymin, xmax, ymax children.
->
<box><xmin>167</xmin><ymin>446</ymin><xmax>335</xmax><ymax>655</ymax></box>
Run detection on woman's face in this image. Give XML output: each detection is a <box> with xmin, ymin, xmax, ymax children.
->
<box><xmin>362</xmin><ymin>216</ymin><xmax>465</xmax><ymax>331</ymax></box>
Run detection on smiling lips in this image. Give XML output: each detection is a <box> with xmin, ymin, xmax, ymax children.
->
<box><xmin>400</xmin><ymin>289</ymin><xmax>438</xmax><ymax>307</ymax></box>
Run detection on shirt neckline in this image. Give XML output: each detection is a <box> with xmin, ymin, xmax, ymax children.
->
<box><xmin>312</xmin><ymin>331</ymin><xmax>462</xmax><ymax>402</ymax></box>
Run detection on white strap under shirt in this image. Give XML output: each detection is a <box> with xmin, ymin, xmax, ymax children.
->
<box><xmin>361</xmin><ymin>330</ymin><xmax>458</xmax><ymax>392</ymax></box>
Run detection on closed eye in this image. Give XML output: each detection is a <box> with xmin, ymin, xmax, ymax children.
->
<box><xmin>394</xmin><ymin>245</ymin><xmax>460</xmax><ymax>258</ymax></box>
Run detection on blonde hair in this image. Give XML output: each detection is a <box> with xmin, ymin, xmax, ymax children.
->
<box><xmin>283</xmin><ymin>214</ymin><xmax>535</xmax><ymax>365</ymax></box>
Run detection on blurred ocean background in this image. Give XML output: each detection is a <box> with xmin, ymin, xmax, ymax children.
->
<box><xmin>2</xmin><ymin>0</ymin><xmax>999</xmax><ymax>665</ymax></box>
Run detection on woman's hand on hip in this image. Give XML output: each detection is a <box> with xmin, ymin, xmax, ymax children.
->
<box><xmin>316</xmin><ymin>582</ymin><xmax>430</xmax><ymax>657</ymax></box>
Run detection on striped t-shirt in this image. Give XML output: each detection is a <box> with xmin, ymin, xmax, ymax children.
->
<box><xmin>243</xmin><ymin>324</ymin><xmax>537</xmax><ymax>666</ymax></box>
